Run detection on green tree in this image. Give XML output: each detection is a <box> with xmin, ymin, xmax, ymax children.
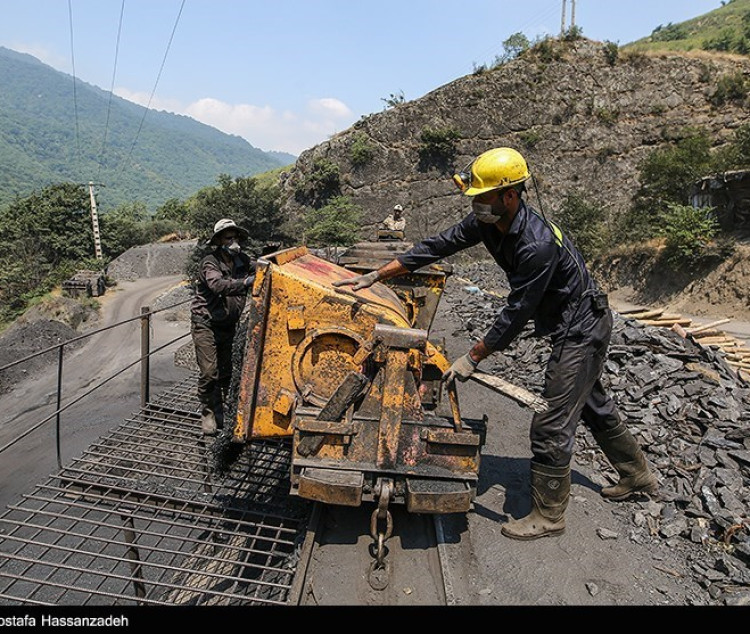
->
<box><xmin>555</xmin><ymin>193</ymin><xmax>608</xmax><ymax>260</ymax></box>
<box><xmin>661</xmin><ymin>203</ymin><xmax>719</xmax><ymax>267</ymax></box>
<box><xmin>185</xmin><ymin>174</ymin><xmax>289</xmax><ymax>280</ymax></box>
<box><xmin>709</xmin><ymin>71</ymin><xmax>748</xmax><ymax>106</ymax></box>
<box><xmin>417</xmin><ymin>126</ymin><xmax>461</xmax><ymax>171</ymax></box>
<box><xmin>0</xmin><ymin>182</ymin><xmax>92</xmax><ymax>321</ymax></box>
<box><xmin>99</xmin><ymin>201</ymin><xmax>150</xmax><ymax>257</ymax></box>
<box><xmin>625</xmin><ymin>129</ymin><xmax>713</xmax><ymax>240</ymax></box>
<box><xmin>304</xmin><ymin>196</ymin><xmax>361</xmax><ymax>247</ymax></box>
<box><xmin>154</xmin><ymin>197</ymin><xmax>190</xmax><ymax>225</ymax></box>
<box><xmin>732</xmin><ymin>123</ymin><xmax>750</xmax><ymax>164</ymax></box>
<box><xmin>350</xmin><ymin>133</ymin><xmax>375</xmax><ymax>167</ymax></box>
<box><xmin>494</xmin><ymin>32</ymin><xmax>530</xmax><ymax>65</ymax></box>
<box><xmin>293</xmin><ymin>159</ymin><xmax>341</xmax><ymax>208</ymax></box>
<box><xmin>188</xmin><ymin>174</ymin><xmax>286</xmax><ymax>248</ymax></box>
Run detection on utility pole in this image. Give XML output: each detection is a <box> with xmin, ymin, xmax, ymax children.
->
<box><xmin>88</xmin><ymin>182</ymin><xmax>103</xmax><ymax>261</ymax></box>
<box><xmin>561</xmin><ymin>0</ymin><xmax>567</xmax><ymax>36</ymax></box>
<box><xmin>561</xmin><ymin>0</ymin><xmax>577</xmax><ymax>36</ymax></box>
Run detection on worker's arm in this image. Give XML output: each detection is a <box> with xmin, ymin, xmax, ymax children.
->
<box><xmin>332</xmin><ymin>259</ymin><xmax>409</xmax><ymax>291</ymax></box>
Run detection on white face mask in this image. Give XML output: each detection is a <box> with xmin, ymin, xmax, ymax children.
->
<box><xmin>473</xmin><ymin>202</ymin><xmax>503</xmax><ymax>224</ymax></box>
<box><xmin>223</xmin><ymin>241</ymin><xmax>241</xmax><ymax>255</ymax></box>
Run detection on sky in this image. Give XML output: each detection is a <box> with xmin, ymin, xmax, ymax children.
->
<box><xmin>0</xmin><ymin>0</ymin><xmax>726</xmax><ymax>157</ymax></box>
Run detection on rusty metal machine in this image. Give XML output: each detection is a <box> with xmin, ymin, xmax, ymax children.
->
<box><xmin>229</xmin><ymin>245</ymin><xmax>486</xmax><ymax>552</ymax></box>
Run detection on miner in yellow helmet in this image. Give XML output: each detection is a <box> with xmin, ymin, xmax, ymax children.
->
<box><xmin>334</xmin><ymin>147</ymin><xmax>657</xmax><ymax>541</ymax></box>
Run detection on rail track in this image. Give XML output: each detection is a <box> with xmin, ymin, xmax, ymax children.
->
<box><xmin>0</xmin><ymin>374</ymin><xmax>455</xmax><ymax>607</ymax></box>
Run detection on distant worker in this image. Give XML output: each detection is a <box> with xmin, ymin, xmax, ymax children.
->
<box><xmin>190</xmin><ymin>218</ymin><xmax>255</xmax><ymax>436</ymax></box>
<box><xmin>333</xmin><ymin>147</ymin><xmax>657</xmax><ymax>540</ymax></box>
<box><xmin>382</xmin><ymin>204</ymin><xmax>406</xmax><ymax>231</ymax></box>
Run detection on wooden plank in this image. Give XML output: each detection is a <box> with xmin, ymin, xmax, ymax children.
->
<box><xmin>640</xmin><ymin>318</ymin><xmax>692</xmax><ymax>327</ymax></box>
<box><xmin>687</xmin><ymin>318</ymin><xmax>731</xmax><ymax>334</ymax></box>
<box><xmin>625</xmin><ymin>309</ymin><xmax>664</xmax><ymax>320</ymax></box>
<box><xmin>296</xmin><ymin>371</ymin><xmax>369</xmax><ymax>457</ymax></box>
<box><xmin>697</xmin><ymin>336</ymin><xmax>735</xmax><ymax>344</ymax></box>
<box><xmin>470</xmin><ymin>372</ymin><xmax>548</xmax><ymax>413</ymax></box>
<box><xmin>690</xmin><ymin>329</ymin><xmax>727</xmax><ymax>339</ymax></box>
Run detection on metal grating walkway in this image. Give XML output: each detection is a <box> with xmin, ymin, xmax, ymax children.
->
<box><xmin>0</xmin><ymin>375</ymin><xmax>313</xmax><ymax>606</ymax></box>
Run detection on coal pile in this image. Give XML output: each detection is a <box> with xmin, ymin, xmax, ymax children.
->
<box><xmin>0</xmin><ymin>320</ymin><xmax>84</xmax><ymax>395</ymax></box>
<box><xmin>446</xmin><ymin>265</ymin><xmax>750</xmax><ymax>605</ymax></box>
<box><xmin>107</xmin><ymin>240</ymin><xmax>196</xmax><ymax>282</ymax></box>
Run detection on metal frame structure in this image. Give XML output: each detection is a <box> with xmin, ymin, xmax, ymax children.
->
<box><xmin>0</xmin><ymin>376</ymin><xmax>313</xmax><ymax>606</ymax></box>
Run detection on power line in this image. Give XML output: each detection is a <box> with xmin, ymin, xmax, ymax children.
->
<box><xmin>115</xmin><ymin>0</ymin><xmax>186</xmax><ymax>181</ymax></box>
<box><xmin>96</xmin><ymin>0</ymin><xmax>126</xmax><ymax>184</ymax></box>
<box><xmin>67</xmin><ymin>0</ymin><xmax>81</xmax><ymax>174</ymax></box>
<box><xmin>470</xmin><ymin>0</ymin><xmax>560</xmax><ymax>69</ymax></box>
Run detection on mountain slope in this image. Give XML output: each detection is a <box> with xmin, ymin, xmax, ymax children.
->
<box><xmin>626</xmin><ymin>0</ymin><xmax>750</xmax><ymax>54</ymax></box>
<box><xmin>0</xmin><ymin>47</ymin><xmax>294</xmax><ymax>212</ymax></box>
<box><xmin>279</xmin><ymin>37</ymin><xmax>750</xmax><ymax>245</ymax></box>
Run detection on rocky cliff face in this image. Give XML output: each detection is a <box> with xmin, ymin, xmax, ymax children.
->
<box><xmin>279</xmin><ymin>38</ymin><xmax>750</xmax><ymax>245</ymax></box>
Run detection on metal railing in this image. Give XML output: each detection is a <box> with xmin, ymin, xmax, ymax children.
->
<box><xmin>0</xmin><ymin>298</ymin><xmax>192</xmax><ymax>469</ymax></box>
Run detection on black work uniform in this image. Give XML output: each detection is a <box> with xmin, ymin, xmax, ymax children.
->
<box><xmin>190</xmin><ymin>249</ymin><xmax>254</xmax><ymax>407</ymax></box>
<box><xmin>397</xmin><ymin>201</ymin><xmax>620</xmax><ymax>467</ymax></box>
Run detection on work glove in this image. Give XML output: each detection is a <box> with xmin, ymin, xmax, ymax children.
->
<box><xmin>243</xmin><ymin>275</ymin><xmax>255</xmax><ymax>288</ymax></box>
<box><xmin>332</xmin><ymin>270</ymin><xmax>379</xmax><ymax>291</ymax></box>
<box><xmin>442</xmin><ymin>352</ymin><xmax>479</xmax><ymax>384</ymax></box>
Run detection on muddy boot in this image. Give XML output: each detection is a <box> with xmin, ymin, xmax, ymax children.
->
<box><xmin>592</xmin><ymin>423</ymin><xmax>658</xmax><ymax>500</ymax></box>
<box><xmin>212</xmin><ymin>387</ymin><xmax>225</xmax><ymax>430</ymax></box>
<box><xmin>501</xmin><ymin>462</ymin><xmax>570</xmax><ymax>541</ymax></box>
<box><xmin>200</xmin><ymin>405</ymin><xmax>217</xmax><ymax>436</ymax></box>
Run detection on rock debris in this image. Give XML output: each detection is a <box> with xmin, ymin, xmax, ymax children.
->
<box><xmin>450</xmin><ymin>262</ymin><xmax>750</xmax><ymax>605</ymax></box>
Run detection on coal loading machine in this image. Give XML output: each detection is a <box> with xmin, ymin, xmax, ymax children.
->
<box><xmin>227</xmin><ymin>245</ymin><xmax>486</xmax><ymax>529</ymax></box>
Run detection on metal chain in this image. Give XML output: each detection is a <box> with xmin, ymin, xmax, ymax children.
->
<box><xmin>368</xmin><ymin>478</ymin><xmax>394</xmax><ymax>590</ymax></box>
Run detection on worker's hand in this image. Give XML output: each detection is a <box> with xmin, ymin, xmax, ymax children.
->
<box><xmin>332</xmin><ymin>271</ymin><xmax>379</xmax><ymax>291</ymax></box>
<box><xmin>243</xmin><ymin>275</ymin><xmax>255</xmax><ymax>288</ymax></box>
<box><xmin>442</xmin><ymin>352</ymin><xmax>479</xmax><ymax>384</ymax></box>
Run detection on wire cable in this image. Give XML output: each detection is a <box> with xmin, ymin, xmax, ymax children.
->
<box><xmin>471</xmin><ymin>0</ymin><xmax>563</xmax><ymax>69</ymax></box>
<box><xmin>96</xmin><ymin>0</ymin><xmax>126</xmax><ymax>184</ymax></box>
<box><xmin>115</xmin><ymin>0</ymin><xmax>186</xmax><ymax>181</ymax></box>
<box><xmin>67</xmin><ymin>0</ymin><xmax>81</xmax><ymax>176</ymax></box>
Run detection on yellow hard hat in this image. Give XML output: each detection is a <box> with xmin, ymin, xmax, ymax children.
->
<box><xmin>452</xmin><ymin>147</ymin><xmax>531</xmax><ymax>196</ymax></box>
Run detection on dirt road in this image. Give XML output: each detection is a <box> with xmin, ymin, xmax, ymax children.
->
<box><xmin>0</xmin><ymin>275</ymin><xmax>192</xmax><ymax>509</ymax></box>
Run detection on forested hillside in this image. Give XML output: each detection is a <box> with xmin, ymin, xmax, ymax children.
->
<box><xmin>0</xmin><ymin>47</ymin><xmax>295</xmax><ymax>212</ymax></box>
<box><xmin>626</xmin><ymin>0</ymin><xmax>750</xmax><ymax>54</ymax></box>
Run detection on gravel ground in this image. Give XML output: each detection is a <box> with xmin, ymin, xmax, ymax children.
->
<box><xmin>1</xmin><ymin>242</ymin><xmax>749</xmax><ymax>606</ymax></box>
<box><xmin>0</xmin><ymin>240</ymin><xmax>197</xmax><ymax>393</ymax></box>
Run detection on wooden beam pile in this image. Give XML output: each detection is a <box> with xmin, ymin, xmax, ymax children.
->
<box><xmin>618</xmin><ymin>307</ymin><xmax>750</xmax><ymax>382</ymax></box>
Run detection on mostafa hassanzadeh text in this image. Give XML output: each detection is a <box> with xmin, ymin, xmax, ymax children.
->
<box><xmin>0</xmin><ymin>613</ymin><xmax>130</xmax><ymax>627</ymax></box>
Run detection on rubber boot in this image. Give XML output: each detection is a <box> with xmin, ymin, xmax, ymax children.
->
<box><xmin>200</xmin><ymin>405</ymin><xmax>217</xmax><ymax>436</ymax></box>
<box><xmin>501</xmin><ymin>462</ymin><xmax>570</xmax><ymax>541</ymax></box>
<box><xmin>592</xmin><ymin>423</ymin><xmax>658</xmax><ymax>500</ymax></box>
<box><xmin>212</xmin><ymin>387</ymin><xmax>225</xmax><ymax>431</ymax></box>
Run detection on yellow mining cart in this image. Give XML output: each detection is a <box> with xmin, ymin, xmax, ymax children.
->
<box><xmin>231</xmin><ymin>245</ymin><xmax>485</xmax><ymax>516</ymax></box>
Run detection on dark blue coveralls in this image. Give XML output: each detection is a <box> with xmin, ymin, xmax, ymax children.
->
<box><xmin>397</xmin><ymin>201</ymin><xmax>619</xmax><ymax>467</ymax></box>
